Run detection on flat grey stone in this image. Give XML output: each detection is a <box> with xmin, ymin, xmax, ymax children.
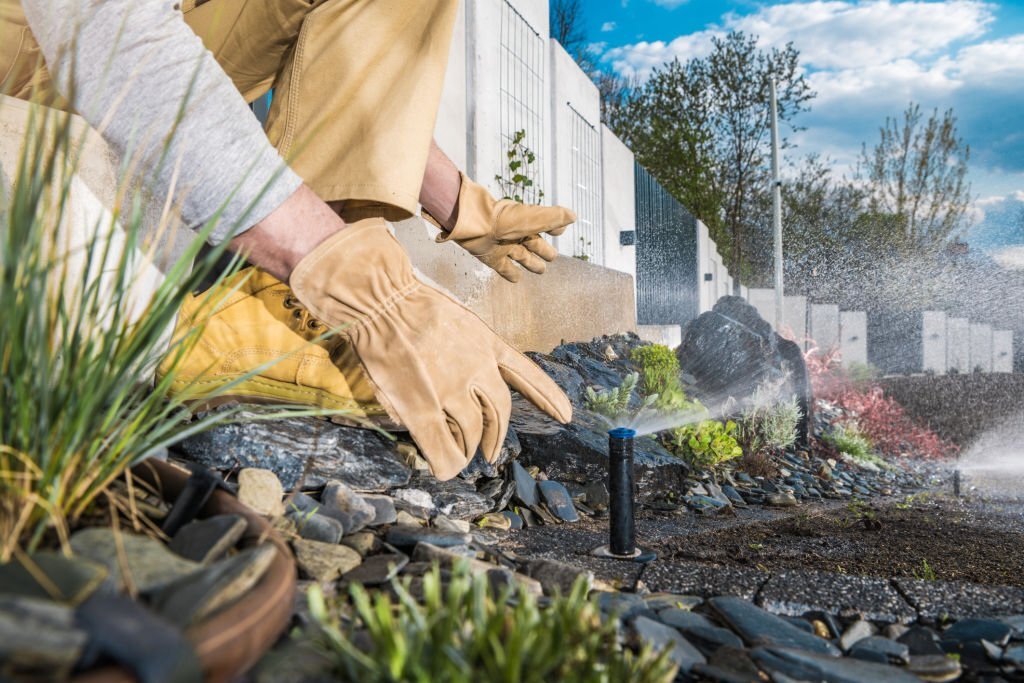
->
<box><xmin>405</xmin><ymin>472</ymin><xmax>492</xmax><ymax>520</ymax></box>
<box><xmin>643</xmin><ymin>562</ymin><xmax>769</xmax><ymax>601</ymax></box>
<box><xmin>538</xmin><ymin>480</ymin><xmax>579</xmax><ymax>522</ymax></box>
<box><xmin>151</xmin><ymin>544</ymin><xmax>276</xmax><ymax>627</ymax></box>
<box><xmin>521</xmin><ymin>558</ymin><xmax>593</xmax><ymax>596</ymax></box>
<box><xmin>320</xmin><ymin>480</ymin><xmax>375</xmax><ymax>534</ymax></box>
<box><xmin>849</xmin><ymin>636</ymin><xmax>910</xmax><ymax>665</ymax></box>
<box><xmin>631</xmin><ymin>616</ymin><xmax>706</xmax><ymax>673</ymax></box>
<box><xmin>759</xmin><ymin>569</ymin><xmax>916</xmax><ymax>623</ymax></box>
<box><xmin>907</xmin><ymin>654</ymin><xmax>962</xmax><ymax>682</ymax></box>
<box><xmin>391</xmin><ymin>488</ymin><xmax>435</xmax><ymax>518</ymax></box>
<box><xmin>941</xmin><ymin>618</ymin><xmax>1013</xmax><ymax>646</ymax></box>
<box><xmin>644</xmin><ymin>594</ymin><xmax>704</xmax><ymax>612</ymax></box>
<box><xmin>0</xmin><ymin>551</ymin><xmax>108</xmax><ymax>604</ymax></box>
<box><xmin>0</xmin><ymin>596</ymin><xmax>87</xmax><ymax>680</ymax></box>
<box><xmin>839</xmin><ymin>620</ymin><xmax>877</xmax><ymax>651</ymax></box>
<box><xmin>362</xmin><ymin>494</ymin><xmax>397</xmax><ymax>526</ymax></box>
<box><xmin>753</xmin><ymin>646</ymin><xmax>920</xmax><ymax>682</ymax></box>
<box><xmin>237</xmin><ymin>468</ymin><xmax>285</xmax><ymax>517</ymax></box>
<box><xmin>894</xmin><ymin>578</ymin><xmax>1024</xmax><ymax>620</ymax></box>
<box><xmin>658</xmin><ymin>608</ymin><xmax>715</xmax><ymax>631</ymax></box>
<box><xmin>897</xmin><ymin>626</ymin><xmax>944</xmax><ymax>656</ymax></box>
<box><xmin>286</xmin><ymin>492</ymin><xmax>321</xmax><ymax>515</ymax></box>
<box><xmin>293</xmin><ymin>539</ymin><xmax>362</xmax><ymax>582</ymax></box>
<box><xmin>169</xmin><ymin>514</ymin><xmax>247</xmax><ymax>563</ymax></box>
<box><xmin>1003</xmin><ymin>644</ymin><xmax>1024</xmax><ymax>667</ymax></box>
<box><xmin>676</xmin><ymin>624</ymin><xmax>745</xmax><ymax>654</ymax></box>
<box><xmin>597</xmin><ymin>592</ymin><xmax>655</xmax><ymax>620</ymax></box>
<box><xmin>385</xmin><ymin>525</ymin><xmax>472</xmax><ymax>549</ymax></box>
<box><xmin>341</xmin><ymin>553</ymin><xmax>409</xmax><ymax>586</ymax></box>
<box><xmin>459</xmin><ymin>429</ymin><xmax>521</xmax><ymax>480</ymax></box>
<box><xmin>512</xmin><ymin>461</ymin><xmax>539</xmax><ymax>507</ymax></box>
<box><xmin>340</xmin><ymin>531</ymin><xmax>379</xmax><ymax>557</ymax></box>
<box><xmin>175</xmin><ymin>412</ymin><xmax>410</xmax><ymax>491</ymax></box>
<box><xmin>709</xmin><ymin>596</ymin><xmax>841</xmax><ymax>656</ymax></box>
<box><xmin>583</xmin><ymin>481</ymin><xmax>610</xmax><ymax>508</ymax></box>
<box><xmin>71</xmin><ymin>528</ymin><xmax>200</xmax><ymax>594</ymax></box>
<box><xmin>289</xmin><ymin>510</ymin><xmax>344</xmax><ymax>544</ymax></box>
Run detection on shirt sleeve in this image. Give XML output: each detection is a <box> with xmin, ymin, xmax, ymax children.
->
<box><xmin>20</xmin><ymin>0</ymin><xmax>303</xmax><ymax>243</ymax></box>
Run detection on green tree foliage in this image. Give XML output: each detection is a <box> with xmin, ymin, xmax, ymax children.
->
<box><xmin>609</xmin><ymin>31</ymin><xmax>814</xmax><ymax>282</ymax></box>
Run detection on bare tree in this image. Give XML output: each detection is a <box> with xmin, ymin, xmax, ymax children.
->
<box><xmin>550</xmin><ymin>0</ymin><xmax>594</xmax><ymax>72</ymax></box>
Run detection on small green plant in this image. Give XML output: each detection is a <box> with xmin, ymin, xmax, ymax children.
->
<box><xmin>913</xmin><ymin>558</ymin><xmax>938</xmax><ymax>581</ymax></box>
<box><xmin>672</xmin><ymin>420</ymin><xmax>743</xmax><ymax>471</ymax></box>
<box><xmin>305</xmin><ymin>563</ymin><xmax>677</xmax><ymax>683</ymax></box>
<box><xmin>734</xmin><ymin>382</ymin><xmax>802</xmax><ymax>459</ymax></box>
<box><xmin>574</xmin><ymin>236</ymin><xmax>593</xmax><ymax>261</ymax></box>
<box><xmin>583</xmin><ymin>373</ymin><xmax>657</xmax><ymax>425</ymax></box>
<box><xmin>496</xmin><ymin>129</ymin><xmax>544</xmax><ymax>204</ymax></box>
<box><xmin>630</xmin><ymin>345</ymin><xmax>685</xmax><ymax>407</ymax></box>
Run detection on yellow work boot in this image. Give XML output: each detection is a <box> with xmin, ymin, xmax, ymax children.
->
<box><xmin>157</xmin><ymin>267</ymin><xmax>385</xmax><ymax>421</ymax></box>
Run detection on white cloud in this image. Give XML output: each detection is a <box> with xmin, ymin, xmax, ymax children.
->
<box><xmin>603</xmin><ymin>32</ymin><xmax>718</xmax><ymax>78</ymax></box>
<box><xmin>601</xmin><ymin>21</ymin><xmax>617</xmax><ymax>32</ymax></box>
<box><xmin>649</xmin><ymin>0</ymin><xmax>690</xmax><ymax>8</ymax></box>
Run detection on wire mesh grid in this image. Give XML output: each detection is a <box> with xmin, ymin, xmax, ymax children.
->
<box><xmin>499</xmin><ymin>1</ymin><xmax>545</xmax><ymax>205</ymax></box>
<box><xmin>568</xmin><ymin>103</ymin><xmax>603</xmax><ymax>264</ymax></box>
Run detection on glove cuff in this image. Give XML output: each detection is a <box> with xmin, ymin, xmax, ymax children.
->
<box><xmin>433</xmin><ymin>172</ymin><xmax>497</xmax><ymax>244</ymax></box>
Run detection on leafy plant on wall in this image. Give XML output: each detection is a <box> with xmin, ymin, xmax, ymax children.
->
<box><xmin>496</xmin><ymin>129</ymin><xmax>544</xmax><ymax>204</ymax></box>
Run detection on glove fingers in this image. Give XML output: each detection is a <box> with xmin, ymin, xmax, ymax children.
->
<box><xmin>496</xmin><ymin>204</ymin><xmax>577</xmax><ymax>241</ymax></box>
<box><xmin>485</xmin><ymin>253</ymin><xmax>523</xmax><ymax>283</ymax></box>
<box><xmin>474</xmin><ymin>383</ymin><xmax>510</xmax><ymax>464</ymax></box>
<box><xmin>445</xmin><ymin>393</ymin><xmax>485</xmax><ymax>465</ymax></box>
<box><xmin>496</xmin><ymin>348</ymin><xmax>573</xmax><ymax>424</ymax></box>
<box><xmin>522</xmin><ymin>235</ymin><xmax>558</xmax><ymax>262</ymax></box>
<box><xmin>507</xmin><ymin>244</ymin><xmax>548</xmax><ymax>275</ymax></box>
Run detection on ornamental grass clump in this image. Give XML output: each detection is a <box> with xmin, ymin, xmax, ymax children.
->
<box><xmin>0</xmin><ymin>104</ymin><xmax>327</xmax><ymax>559</ymax></box>
<box><xmin>306</xmin><ymin>563</ymin><xmax>676</xmax><ymax>683</ymax></box>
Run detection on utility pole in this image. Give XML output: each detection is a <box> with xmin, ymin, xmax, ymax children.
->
<box><xmin>770</xmin><ymin>77</ymin><xmax>784</xmax><ymax>332</ymax></box>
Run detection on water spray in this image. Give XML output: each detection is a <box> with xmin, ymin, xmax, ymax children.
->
<box><xmin>591</xmin><ymin>428</ymin><xmax>656</xmax><ymax>563</ymax></box>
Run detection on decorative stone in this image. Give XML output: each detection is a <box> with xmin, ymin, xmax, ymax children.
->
<box><xmin>849</xmin><ymin>636</ymin><xmax>911</xmax><ymax>665</ymax></box>
<box><xmin>150</xmin><ymin>544</ymin><xmax>276</xmax><ymax>627</ymax></box>
<box><xmin>840</xmin><ymin>620</ymin><xmax>877</xmax><ymax>652</ymax></box>
<box><xmin>502</xmin><ymin>511</ymin><xmax>524</xmax><ymax>529</ymax></box>
<box><xmin>0</xmin><ymin>551</ymin><xmax>108</xmax><ymax>605</ymax></box>
<box><xmin>395</xmin><ymin>511</ymin><xmax>426</xmax><ymax>527</ymax></box>
<box><xmin>511</xmin><ymin>461</ymin><xmax>539</xmax><ymax>508</ymax></box>
<box><xmin>460</xmin><ymin>429</ymin><xmax>521</xmax><ymax>480</ymax></box>
<box><xmin>522</xmin><ymin>559</ymin><xmax>593</xmax><ymax>596</ymax></box>
<box><xmin>285</xmin><ymin>492</ymin><xmax>321</xmax><ymax>515</ymax></box>
<box><xmin>70</xmin><ymin>528</ymin><xmax>200</xmax><ymax>594</ymax></box>
<box><xmin>434</xmin><ymin>516</ymin><xmax>472</xmax><ymax>534</ymax></box>
<box><xmin>341</xmin><ymin>553</ymin><xmax>409</xmax><ymax>586</ymax></box>
<box><xmin>289</xmin><ymin>510</ymin><xmax>344</xmax><ymax>544</ymax></box>
<box><xmin>340</xmin><ymin>531</ymin><xmax>379</xmax><ymax>557</ymax></box>
<box><xmin>538</xmin><ymin>480</ymin><xmax>579</xmax><ymax>522</ymax></box>
<box><xmin>752</xmin><ymin>646</ymin><xmax>920</xmax><ymax>682</ymax></box>
<box><xmin>766</xmin><ymin>492</ymin><xmax>798</xmax><ymax>507</ymax></box>
<box><xmin>907</xmin><ymin>654</ymin><xmax>962</xmax><ymax>682</ymax></box>
<box><xmin>361</xmin><ymin>494</ymin><xmax>397</xmax><ymax>526</ymax></box>
<box><xmin>708</xmin><ymin>596</ymin><xmax>840</xmax><ymax>656</ymax></box>
<box><xmin>175</xmin><ymin>412</ymin><xmax>411</xmax><ymax>491</ymax></box>
<box><xmin>644</xmin><ymin>594</ymin><xmax>704</xmax><ymax>612</ymax></box>
<box><xmin>385</xmin><ymin>525</ymin><xmax>472</xmax><ymax>549</ymax></box>
<box><xmin>659</xmin><ymin>609</ymin><xmax>715</xmax><ymax>631</ymax></box>
<box><xmin>898</xmin><ymin>627</ymin><xmax>944</xmax><ymax>656</ymax></box>
<box><xmin>391</xmin><ymin>488</ymin><xmax>436</xmax><ymax>518</ymax></box>
<box><xmin>237</xmin><ymin>468</ymin><xmax>285</xmax><ymax>517</ymax></box>
<box><xmin>293</xmin><ymin>539</ymin><xmax>362</xmax><ymax>582</ymax></box>
<box><xmin>631</xmin><ymin>616</ymin><xmax>706</xmax><ymax>673</ymax></box>
<box><xmin>169</xmin><ymin>514</ymin><xmax>247</xmax><ymax>564</ymax></box>
<box><xmin>320</xmin><ymin>480</ymin><xmax>375</xmax><ymax>534</ymax></box>
<box><xmin>405</xmin><ymin>473</ymin><xmax>493</xmax><ymax>520</ymax></box>
<box><xmin>941</xmin><ymin>618</ymin><xmax>1013</xmax><ymax>647</ymax></box>
<box><xmin>583</xmin><ymin>481</ymin><xmax>610</xmax><ymax>508</ymax></box>
<box><xmin>0</xmin><ymin>597</ymin><xmax>87</xmax><ymax>680</ymax></box>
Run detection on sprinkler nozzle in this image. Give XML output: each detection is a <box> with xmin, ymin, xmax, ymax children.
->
<box><xmin>592</xmin><ymin>428</ymin><xmax>656</xmax><ymax>563</ymax></box>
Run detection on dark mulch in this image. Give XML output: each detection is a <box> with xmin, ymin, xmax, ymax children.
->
<box><xmin>659</xmin><ymin>495</ymin><xmax>1024</xmax><ymax>586</ymax></box>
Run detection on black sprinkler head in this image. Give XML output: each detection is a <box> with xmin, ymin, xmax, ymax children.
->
<box><xmin>592</xmin><ymin>428</ymin><xmax>656</xmax><ymax>563</ymax></box>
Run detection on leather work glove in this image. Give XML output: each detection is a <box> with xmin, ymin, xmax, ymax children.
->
<box><xmin>425</xmin><ymin>173</ymin><xmax>576</xmax><ymax>283</ymax></box>
<box><xmin>290</xmin><ymin>217</ymin><xmax>573</xmax><ymax>480</ymax></box>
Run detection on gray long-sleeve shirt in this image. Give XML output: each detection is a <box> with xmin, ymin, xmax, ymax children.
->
<box><xmin>20</xmin><ymin>0</ymin><xmax>302</xmax><ymax>243</ymax></box>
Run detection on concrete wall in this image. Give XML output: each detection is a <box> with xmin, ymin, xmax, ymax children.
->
<box><xmin>697</xmin><ymin>221</ymin><xmax>715</xmax><ymax>313</ymax></box>
<box><xmin>601</xmin><ymin>126</ymin><xmax>635</xmax><ymax>279</ymax></box>
<box><xmin>993</xmin><ymin>330</ymin><xmax>1014</xmax><ymax>373</ymax></box>
<box><xmin>922</xmin><ymin>310</ymin><xmax>947</xmax><ymax>374</ymax></box>
<box><xmin>747</xmin><ymin>288</ymin><xmax>776</xmax><ymax>327</ymax></box>
<box><xmin>637</xmin><ymin>325</ymin><xmax>682</xmax><ymax>349</ymax></box>
<box><xmin>839</xmin><ymin>311</ymin><xmax>868</xmax><ymax>367</ymax></box>
<box><xmin>809</xmin><ymin>303</ymin><xmax>840</xmax><ymax>353</ymax></box>
<box><xmin>970</xmin><ymin>323</ymin><xmax>994</xmax><ymax>373</ymax></box>
<box><xmin>393</xmin><ymin>217</ymin><xmax>635</xmax><ymax>352</ymax></box>
<box><xmin>549</xmin><ymin>40</ymin><xmax>602</xmax><ymax>262</ymax></box>
<box><xmin>946</xmin><ymin>317</ymin><xmax>971</xmax><ymax>374</ymax></box>
<box><xmin>783</xmin><ymin>295</ymin><xmax>808</xmax><ymax>345</ymax></box>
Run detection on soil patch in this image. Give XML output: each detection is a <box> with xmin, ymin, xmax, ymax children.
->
<box><xmin>658</xmin><ymin>495</ymin><xmax>1024</xmax><ymax>586</ymax></box>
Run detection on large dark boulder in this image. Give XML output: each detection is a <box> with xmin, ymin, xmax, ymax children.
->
<box><xmin>677</xmin><ymin>296</ymin><xmax>812</xmax><ymax>444</ymax></box>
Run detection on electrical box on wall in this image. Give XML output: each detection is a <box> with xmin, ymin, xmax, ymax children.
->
<box><xmin>619</xmin><ymin>230</ymin><xmax>635</xmax><ymax>246</ymax></box>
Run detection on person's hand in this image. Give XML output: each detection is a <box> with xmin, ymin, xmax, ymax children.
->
<box><xmin>426</xmin><ymin>173</ymin><xmax>576</xmax><ymax>283</ymax></box>
<box><xmin>289</xmin><ymin>216</ymin><xmax>573</xmax><ymax>480</ymax></box>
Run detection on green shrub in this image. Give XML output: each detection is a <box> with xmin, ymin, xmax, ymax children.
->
<box><xmin>734</xmin><ymin>383</ymin><xmax>802</xmax><ymax>458</ymax></box>
<box><xmin>305</xmin><ymin>563</ymin><xmax>677</xmax><ymax>683</ymax></box>
<box><xmin>824</xmin><ymin>424</ymin><xmax>893</xmax><ymax>470</ymax></box>
<box><xmin>630</xmin><ymin>345</ymin><xmax>680</xmax><ymax>395</ymax></box>
<box><xmin>671</xmin><ymin>419</ymin><xmax>743</xmax><ymax>471</ymax></box>
<box><xmin>583</xmin><ymin>373</ymin><xmax>657</xmax><ymax>424</ymax></box>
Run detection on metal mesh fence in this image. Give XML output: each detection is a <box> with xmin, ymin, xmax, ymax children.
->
<box><xmin>498</xmin><ymin>2</ymin><xmax>545</xmax><ymax>205</ymax></box>
<box><xmin>568</xmin><ymin>103</ymin><xmax>602</xmax><ymax>264</ymax></box>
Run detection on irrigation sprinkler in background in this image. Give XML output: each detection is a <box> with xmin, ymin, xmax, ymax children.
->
<box><xmin>591</xmin><ymin>428</ymin><xmax>657</xmax><ymax>563</ymax></box>
<box><xmin>954</xmin><ymin>468</ymin><xmax>961</xmax><ymax>498</ymax></box>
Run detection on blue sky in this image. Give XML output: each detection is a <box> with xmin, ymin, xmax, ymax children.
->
<box><xmin>582</xmin><ymin>1</ymin><xmax>1024</xmax><ymax>258</ymax></box>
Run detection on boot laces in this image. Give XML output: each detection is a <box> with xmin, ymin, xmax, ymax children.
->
<box><xmin>282</xmin><ymin>294</ymin><xmax>325</xmax><ymax>335</ymax></box>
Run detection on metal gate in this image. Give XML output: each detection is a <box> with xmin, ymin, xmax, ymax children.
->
<box><xmin>635</xmin><ymin>163</ymin><xmax>699</xmax><ymax>327</ymax></box>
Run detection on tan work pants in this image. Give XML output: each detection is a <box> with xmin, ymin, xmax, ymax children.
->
<box><xmin>1</xmin><ymin>0</ymin><xmax>459</xmax><ymax>217</ymax></box>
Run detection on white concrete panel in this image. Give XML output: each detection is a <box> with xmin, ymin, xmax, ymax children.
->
<box><xmin>748</xmin><ymin>288</ymin><xmax>776</xmax><ymax>327</ymax></box>
<box><xmin>970</xmin><ymin>323</ymin><xmax>994</xmax><ymax>372</ymax></box>
<box><xmin>946</xmin><ymin>317</ymin><xmax>970</xmax><ymax>373</ymax></box>
<box><xmin>922</xmin><ymin>310</ymin><xmax>947</xmax><ymax>374</ymax></box>
<box><xmin>783</xmin><ymin>295</ymin><xmax>807</xmax><ymax>345</ymax></box>
<box><xmin>433</xmin><ymin>0</ymin><xmax>467</xmax><ymax>170</ymax></box>
<box><xmin>993</xmin><ymin>330</ymin><xmax>1014</xmax><ymax>373</ymax></box>
<box><xmin>697</xmin><ymin>221</ymin><xmax>714</xmax><ymax>313</ymax></box>
<box><xmin>839</xmin><ymin>311</ymin><xmax>868</xmax><ymax>367</ymax></box>
<box><xmin>637</xmin><ymin>324</ymin><xmax>682</xmax><ymax>350</ymax></box>
<box><xmin>739</xmin><ymin>284</ymin><xmax>750</xmax><ymax>301</ymax></box>
<box><xmin>549</xmin><ymin>40</ymin><xmax>602</xmax><ymax>262</ymax></box>
<box><xmin>601</xmin><ymin>126</ymin><xmax>635</xmax><ymax>279</ymax></box>
<box><xmin>809</xmin><ymin>304</ymin><xmax>840</xmax><ymax>353</ymax></box>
